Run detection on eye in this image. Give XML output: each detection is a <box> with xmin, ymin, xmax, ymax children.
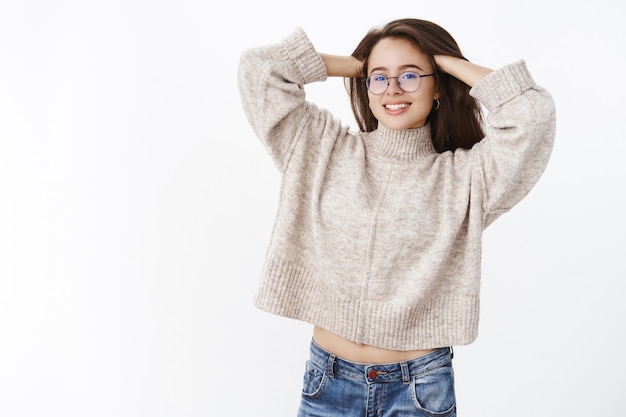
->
<box><xmin>371</xmin><ymin>74</ymin><xmax>387</xmax><ymax>82</ymax></box>
<box><xmin>400</xmin><ymin>72</ymin><xmax>419</xmax><ymax>80</ymax></box>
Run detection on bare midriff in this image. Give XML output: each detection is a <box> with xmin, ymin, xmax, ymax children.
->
<box><xmin>313</xmin><ymin>326</ymin><xmax>436</xmax><ymax>364</ymax></box>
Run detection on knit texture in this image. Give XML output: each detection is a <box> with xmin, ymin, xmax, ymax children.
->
<box><xmin>238</xmin><ymin>28</ymin><xmax>556</xmax><ymax>350</ymax></box>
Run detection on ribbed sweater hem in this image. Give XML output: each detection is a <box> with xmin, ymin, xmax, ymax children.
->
<box><xmin>254</xmin><ymin>257</ymin><xmax>480</xmax><ymax>351</ymax></box>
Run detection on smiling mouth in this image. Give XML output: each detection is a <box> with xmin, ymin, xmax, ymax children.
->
<box><xmin>385</xmin><ymin>103</ymin><xmax>410</xmax><ymax>110</ymax></box>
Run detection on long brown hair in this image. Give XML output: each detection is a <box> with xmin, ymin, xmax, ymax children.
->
<box><xmin>348</xmin><ymin>19</ymin><xmax>484</xmax><ymax>152</ymax></box>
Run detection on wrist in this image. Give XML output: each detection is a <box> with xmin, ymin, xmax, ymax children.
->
<box><xmin>435</xmin><ymin>55</ymin><xmax>493</xmax><ymax>87</ymax></box>
<box><xmin>321</xmin><ymin>53</ymin><xmax>363</xmax><ymax>78</ymax></box>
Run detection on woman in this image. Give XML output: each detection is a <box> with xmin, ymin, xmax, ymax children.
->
<box><xmin>238</xmin><ymin>18</ymin><xmax>555</xmax><ymax>416</ymax></box>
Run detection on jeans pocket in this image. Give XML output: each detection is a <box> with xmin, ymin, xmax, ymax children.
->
<box><xmin>410</xmin><ymin>363</ymin><xmax>456</xmax><ymax>417</ymax></box>
<box><xmin>301</xmin><ymin>360</ymin><xmax>328</xmax><ymax>399</ymax></box>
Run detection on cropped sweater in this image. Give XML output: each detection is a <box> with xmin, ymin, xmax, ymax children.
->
<box><xmin>237</xmin><ymin>28</ymin><xmax>556</xmax><ymax>351</ymax></box>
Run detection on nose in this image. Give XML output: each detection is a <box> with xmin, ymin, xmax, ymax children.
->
<box><xmin>386</xmin><ymin>77</ymin><xmax>403</xmax><ymax>95</ymax></box>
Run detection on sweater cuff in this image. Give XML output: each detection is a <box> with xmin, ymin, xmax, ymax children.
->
<box><xmin>281</xmin><ymin>27</ymin><xmax>328</xmax><ymax>85</ymax></box>
<box><xmin>470</xmin><ymin>60</ymin><xmax>536</xmax><ymax>111</ymax></box>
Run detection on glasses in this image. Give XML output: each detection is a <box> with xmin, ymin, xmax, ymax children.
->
<box><xmin>365</xmin><ymin>71</ymin><xmax>434</xmax><ymax>95</ymax></box>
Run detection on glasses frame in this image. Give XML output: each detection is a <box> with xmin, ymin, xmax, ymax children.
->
<box><xmin>365</xmin><ymin>71</ymin><xmax>435</xmax><ymax>95</ymax></box>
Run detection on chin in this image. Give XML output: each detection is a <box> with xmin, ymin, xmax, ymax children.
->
<box><xmin>379</xmin><ymin>116</ymin><xmax>427</xmax><ymax>130</ymax></box>
<box><xmin>382</xmin><ymin>121</ymin><xmax>420</xmax><ymax>130</ymax></box>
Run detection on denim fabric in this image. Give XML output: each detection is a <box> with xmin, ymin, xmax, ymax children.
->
<box><xmin>297</xmin><ymin>340</ymin><xmax>456</xmax><ymax>417</ymax></box>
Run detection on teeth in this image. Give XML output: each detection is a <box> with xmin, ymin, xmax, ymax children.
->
<box><xmin>385</xmin><ymin>103</ymin><xmax>409</xmax><ymax>110</ymax></box>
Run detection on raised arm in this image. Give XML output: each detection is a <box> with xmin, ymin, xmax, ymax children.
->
<box><xmin>457</xmin><ymin>60</ymin><xmax>556</xmax><ymax>227</ymax></box>
<box><xmin>238</xmin><ymin>28</ymin><xmax>328</xmax><ymax>171</ymax></box>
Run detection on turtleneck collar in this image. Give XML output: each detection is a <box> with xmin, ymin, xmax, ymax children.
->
<box><xmin>363</xmin><ymin>123</ymin><xmax>438</xmax><ymax>162</ymax></box>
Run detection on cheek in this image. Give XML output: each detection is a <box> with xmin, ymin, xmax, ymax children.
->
<box><xmin>367</xmin><ymin>94</ymin><xmax>378</xmax><ymax>110</ymax></box>
<box><xmin>424</xmin><ymin>84</ymin><xmax>439</xmax><ymax>100</ymax></box>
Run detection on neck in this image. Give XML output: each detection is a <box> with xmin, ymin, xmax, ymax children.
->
<box><xmin>365</xmin><ymin>124</ymin><xmax>437</xmax><ymax>161</ymax></box>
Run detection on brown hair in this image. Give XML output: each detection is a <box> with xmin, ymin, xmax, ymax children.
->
<box><xmin>348</xmin><ymin>18</ymin><xmax>484</xmax><ymax>152</ymax></box>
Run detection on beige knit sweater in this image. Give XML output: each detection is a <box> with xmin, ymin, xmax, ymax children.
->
<box><xmin>238</xmin><ymin>28</ymin><xmax>556</xmax><ymax>350</ymax></box>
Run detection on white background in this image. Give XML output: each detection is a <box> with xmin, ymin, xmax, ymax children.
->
<box><xmin>1</xmin><ymin>0</ymin><xmax>625</xmax><ymax>416</ymax></box>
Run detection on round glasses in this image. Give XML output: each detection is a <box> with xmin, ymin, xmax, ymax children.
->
<box><xmin>365</xmin><ymin>71</ymin><xmax>435</xmax><ymax>95</ymax></box>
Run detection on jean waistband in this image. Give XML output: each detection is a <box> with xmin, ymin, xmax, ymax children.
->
<box><xmin>308</xmin><ymin>339</ymin><xmax>453</xmax><ymax>384</ymax></box>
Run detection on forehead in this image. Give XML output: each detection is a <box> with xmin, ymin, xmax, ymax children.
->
<box><xmin>368</xmin><ymin>37</ymin><xmax>431</xmax><ymax>71</ymax></box>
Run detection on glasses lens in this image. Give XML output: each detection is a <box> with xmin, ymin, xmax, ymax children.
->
<box><xmin>366</xmin><ymin>74</ymin><xmax>388</xmax><ymax>94</ymax></box>
<box><xmin>398</xmin><ymin>72</ymin><xmax>421</xmax><ymax>92</ymax></box>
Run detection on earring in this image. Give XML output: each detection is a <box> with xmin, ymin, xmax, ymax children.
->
<box><xmin>433</xmin><ymin>99</ymin><xmax>440</xmax><ymax>111</ymax></box>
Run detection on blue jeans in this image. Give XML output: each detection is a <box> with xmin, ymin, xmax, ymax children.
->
<box><xmin>297</xmin><ymin>340</ymin><xmax>456</xmax><ymax>417</ymax></box>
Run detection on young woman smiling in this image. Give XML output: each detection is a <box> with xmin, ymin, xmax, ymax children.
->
<box><xmin>238</xmin><ymin>18</ymin><xmax>555</xmax><ymax>417</ymax></box>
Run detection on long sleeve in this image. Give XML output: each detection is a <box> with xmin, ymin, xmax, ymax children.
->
<box><xmin>237</xmin><ymin>28</ymin><xmax>328</xmax><ymax>172</ymax></box>
<box><xmin>470</xmin><ymin>60</ymin><xmax>556</xmax><ymax>227</ymax></box>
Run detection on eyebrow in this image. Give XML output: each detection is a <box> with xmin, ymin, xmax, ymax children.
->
<box><xmin>369</xmin><ymin>64</ymin><xmax>425</xmax><ymax>73</ymax></box>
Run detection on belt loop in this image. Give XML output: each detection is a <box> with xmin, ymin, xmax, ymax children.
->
<box><xmin>326</xmin><ymin>354</ymin><xmax>336</xmax><ymax>378</ymax></box>
<box><xmin>400</xmin><ymin>361</ymin><xmax>410</xmax><ymax>385</ymax></box>
<box><xmin>449</xmin><ymin>346</ymin><xmax>454</xmax><ymax>359</ymax></box>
